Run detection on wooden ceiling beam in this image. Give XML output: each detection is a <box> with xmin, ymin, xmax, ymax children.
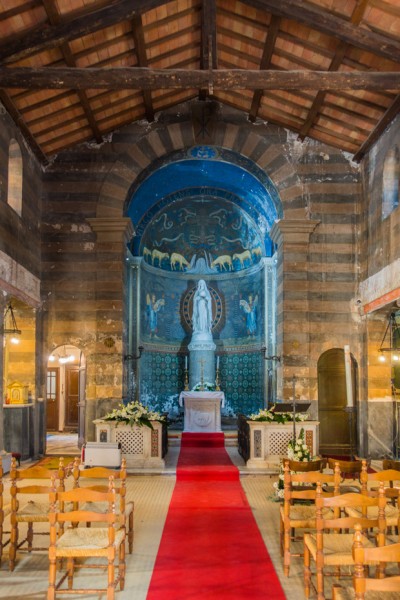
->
<box><xmin>249</xmin><ymin>16</ymin><xmax>281</xmax><ymax>122</ymax></box>
<box><xmin>243</xmin><ymin>0</ymin><xmax>400</xmax><ymax>62</ymax></box>
<box><xmin>131</xmin><ymin>14</ymin><xmax>154</xmax><ymax>122</ymax></box>
<box><xmin>299</xmin><ymin>0</ymin><xmax>372</xmax><ymax>140</ymax></box>
<box><xmin>0</xmin><ymin>67</ymin><xmax>399</xmax><ymax>90</ymax></box>
<box><xmin>199</xmin><ymin>0</ymin><xmax>217</xmax><ymax>99</ymax></box>
<box><xmin>0</xmin><ymin>0</ymin><xmax>173</xmax><ymax>64</ymax></box>
<box><xmin>353</xmin><ymin>94</ymin><xmax>400</xmax><ymax>161</ymax></box>
<box><xmin>41</xmin><ymin>0</ymin><xmax>103</xmax><ymax>144</ymax></box>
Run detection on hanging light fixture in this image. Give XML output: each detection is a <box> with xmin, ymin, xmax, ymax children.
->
<box><xmin>378</xmin><ymin>311</ymin><xmax>400</xmax><ymax>362</ymax></box>
<box><xmin>3</xmin><ymin>303</ymin><xmax>21</xmax><ymax>344</ymax></box>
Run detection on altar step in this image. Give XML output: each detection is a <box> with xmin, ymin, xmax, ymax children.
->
<box><xmin>168</xmin><ymin>430</ymin><xmax>238</xmax><ymax>447</ymax></box>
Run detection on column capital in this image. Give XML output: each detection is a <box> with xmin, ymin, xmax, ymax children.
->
<box><xmin>88</xmin><ymin>217</ymin><xmax>134</xmax><ymax>243</ymax></box>
<box><xmin>270</xmin><ymin>219</ymin><xmax>320</xmax><ymax>245</ymax></box>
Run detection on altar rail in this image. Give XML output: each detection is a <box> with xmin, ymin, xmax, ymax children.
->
<box><xmin>239</xmin><ymin>418</ymin><xmax>319</xmax><ymax>469</ymax></box>
<box><xmin>94</xmin><ymin>419</ymin><xmax>167</xmax><ymax>469</ymax></box>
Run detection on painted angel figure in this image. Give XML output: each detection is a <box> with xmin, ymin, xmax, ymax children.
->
<box><xmin>146</xmin><ymin>293</ymin><xmax>165</xmax><ymax>338</ymax></box>
<box><xmin>240</xmin><ymin>294</ymin><xmax>258</xmax><ymax>337</ymax></box>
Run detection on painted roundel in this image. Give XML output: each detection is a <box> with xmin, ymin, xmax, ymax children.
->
<box><xmin>182</xmin><ymin>285</ymin><xmax>223</xmax><ymax>332</ymax></box>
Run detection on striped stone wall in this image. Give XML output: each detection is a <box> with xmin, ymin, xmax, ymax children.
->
<box><xmin>359</xmin><ymin>115</ymin><xmax>400</xmax><ymax>457</ymax></box>
<box><xmin>42</xmin><ymin>101</ymin><xmax>361</xmax><ymax>437</ymax></box>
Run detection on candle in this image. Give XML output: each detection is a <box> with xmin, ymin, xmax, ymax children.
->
<box><xmin>344</xmin><ymin>345</ymin><xmax>353</xmax><ymax>408</ymax></box>
<box><xmin>216</xmin><ymin>356</ymin><xmax>220</xmax><ymax>369</ymax></box>
<box><xmin>185</xmin><ymin>356</ymin><xmax>188</xmax><ymax>370</ymax></box>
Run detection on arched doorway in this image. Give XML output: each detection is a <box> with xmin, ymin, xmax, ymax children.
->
<box><xmin>46</xmin><ymin>345</ymin><xmax>86</xmax><ymax>448</ymax></box>
<box><xmin>317</xmin><ymin>348</ymin><xmax>358</xmax><ymax>456</ymax></box>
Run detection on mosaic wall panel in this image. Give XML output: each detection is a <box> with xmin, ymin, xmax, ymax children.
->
<box><xmin>219</xmin><ymin>352</ymin><xmax>264</xmax><ymax>416</ymax></box>
<box><xmin>140</xmin><ymin>351</ymin><xmax>185</xmax><ymax>415</ymax></box>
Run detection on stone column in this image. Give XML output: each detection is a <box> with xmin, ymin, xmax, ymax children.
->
<box><xmin>270</xmin><ymin>219</ymin><xmax>319</xmax><ymax>403</ymax></box>
<box><xmin>86</xmin><ymin>217</ymin><xmax>134</xmax><ymax>441</ymax></box>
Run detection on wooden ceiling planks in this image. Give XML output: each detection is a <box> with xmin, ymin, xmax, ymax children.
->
<box><xmin>0</xmin><ymin>0</ymin><xmax>398</xmax><ymax>163</ymax></box>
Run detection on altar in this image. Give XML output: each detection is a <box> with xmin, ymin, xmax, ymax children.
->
<box><xmin>178</xmin><ymin>391</ymin><xmax>225</xmax><ymax>432</ymax></box>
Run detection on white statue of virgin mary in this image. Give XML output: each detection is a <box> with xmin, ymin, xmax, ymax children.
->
<box><xmin>192</xmin><ymin>279</ymin><xmax>212</xmax><ymax>335</ymax></box>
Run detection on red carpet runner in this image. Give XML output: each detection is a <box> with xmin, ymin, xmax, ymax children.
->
<box><xmin>147</xmin><ymin>432</ymin><xmax>286</xmax><ymax>599</ymax></box>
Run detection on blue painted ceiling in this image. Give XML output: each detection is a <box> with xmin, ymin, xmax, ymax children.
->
<box><xmin>127</xmin><ymin>147</ymin><xmax>281</xmax><ymax>271</ymax></box>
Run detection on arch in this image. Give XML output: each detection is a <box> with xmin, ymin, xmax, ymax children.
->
<box><xmin>7</xmin><ymin>139</ymin><xmax>23</xmax><ymax>216</ymax></box>
<box><xmin>47</xmin><ymin>344</ymin><xmax>86</xmax><ymax>447</ymax></box>
<box><xmin>95</xmin><ymin>115</ymin><xmax>302</xmax><ymax>222</ymax></box>
<box><xmin>317</xmin><ymin>348</ymin><xmax>358</xmax><ymax>456</ymax></box>
<box><xmin>382</xmin><ymin>146</ymin><xmax>399</xmax><ymax>220</ymax></box>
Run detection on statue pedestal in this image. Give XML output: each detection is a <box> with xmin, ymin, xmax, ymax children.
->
<box><xmin>179</xmin><ymin>391</ymin><xmax>225</xmax><ymax>433</ymax></box>
<box><xmin>188</xmin><ymin>333</ymin><xmax>216</xmax><ymax>389</ymax></box>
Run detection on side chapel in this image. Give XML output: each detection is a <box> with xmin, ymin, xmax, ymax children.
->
<box><xmin>0</xmin><ymin>0</ymin><xmax>399</xmax><ymax>464</ymax></box>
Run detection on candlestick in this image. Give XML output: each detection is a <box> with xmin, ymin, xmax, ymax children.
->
<box><xmin>344</xmin><ymin>345</ymin><xmax>353</xmax><ymax>408</ymax></box>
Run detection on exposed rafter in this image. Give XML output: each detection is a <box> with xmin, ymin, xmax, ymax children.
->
<box><xmin>244</xmin><ymin>0</ymin><xmax>400</xmax><ymax>63</ymax></box>
<box><xmin>249</xmin><ymin>15</ymin><xmax>281</xmax><ymax>122</ymax></box>
<box><xmin>41</xmin><ymin>0</ymin><xmax>103</xmax><ymax>144</ymax></box>
<box><xmin>200</xmin><ymin>0</ymin><xmax>217</xmax><ymax>99</ymax></box>
<box><xmin>131</xmin><ymin>14</ymin><xmax>154</xmax><ymax>122</ymax></box>
<box><xmin>353</xmin><ymin>95</ymin><xmax>400</xmax><ymax>162</ymax></box>
<box><xmin>0</xmin><ymin>0</ymin><xmax>173</xmax><ymax>64</ymax></box>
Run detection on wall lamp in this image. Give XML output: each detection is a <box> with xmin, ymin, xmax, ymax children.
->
<box><xmin>378</xmin><ymin>312</ymin><xmax>400</xmax><ymax>363</ymax></box>
<box><xmin>124</xmin><ymin>346</ymin><xmax>144</xmax><ymax>361</ymax></box>
<box><xmin>3</xmin><ymin>303</ymin><xmax>21</xmax><ymax>344</ymax></box>
<box><xmin>260</xmin><ymin>346</ymin><xmax>281</xmax><ymax>362</ymax></box>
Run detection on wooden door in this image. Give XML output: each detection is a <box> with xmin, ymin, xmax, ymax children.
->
<box><xmin>46</xmin><ymin>368</ymin><xmax>59</xmax><ymax>431</ymax></box>
<box><xmin>318</xmin><ymin>348</ymin><xmax>357</xmax><ymax>456</ymax></box>
<box><xmin>65</xmin><ymin>366</ymin><xmax>79</xmax><ymax>429</ymax></box>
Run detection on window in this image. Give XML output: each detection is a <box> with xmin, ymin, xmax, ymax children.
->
<box><xmin>7</xmin><ymin>139</ymin><xmax>22</xmax><ymax>216</ymax></box>
<box><xmin>382</xmin><ymin>146</ymin><xmax>399</xmax><ymax>220</ymax></box>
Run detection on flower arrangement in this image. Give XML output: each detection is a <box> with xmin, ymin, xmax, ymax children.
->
<box><xmin>102</xmin><ymin>401</ymin><xmax>165</xmax><ymax>429</ymax></box>
<box><xmin>287</xmin><ymin>428</ymin><xmax>312</xmax><ymax>461</ymax></box>
<box><xmin>249</xmin><ymin>404</ymin><xmax>309</xmax><ymax>423</ymax></box>
<box><xmin>273</xmin><ymin>428</ymin><xmax>312</xmax><ymax>500</ymax></box>
<box><xmin>192</xmin><ymin>381</ymin><xmax>216</xmax><ymax>391</ymax></box>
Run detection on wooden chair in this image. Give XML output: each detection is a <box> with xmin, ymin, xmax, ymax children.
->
<box><xmin>9</xmin><ymin>456</ymin><xmax>67</xmax><ymax>571</ymax></box>
<box><xmin>347</xmin><ymin>470</ymin><xmax>400</xmax><ymax>529</ymax></box>
<box><xmin>0</xmin><ymin>456</ymin><xmax>11</xmax><ymax>566</ymax></box>
<box><xmin>280</xmin><ymin>460</ymin><xmax>341</xmax><ymax>576</ymax></box>
<box><xmin>327</xmin><ymin>458</ymin><xmax>368</xmax><ymax>494</ymax></box>
<box><xmin>287</xmin><ymin>458</ymin><xmax>327</xmax><ymax>472</ymax></box>
<box><xmin>368</xmin><ymin>467</ymin><xmax>400</xmax><ymax>507</ymax></box>
<box><xmin>332</xmin><ymin>525</ymin><xmax>400</xmax><ymax>600</ymax></box>
<box><xmin>72</xmin><ymin>458</ymin><xmax>133</xmax><ymax>554</ymax></box>
<box><xmin>304</xmin><ymin>482</ymin><xmax>387</xmax><ymax>600</ymax></box>
<box><xmin>47</xmin><ymin>475</ymin><xmax>125</xmax><ymax>600</ymax></box>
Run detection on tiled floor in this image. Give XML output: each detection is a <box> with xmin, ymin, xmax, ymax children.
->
<box><xmin>0</xmin><ymin>435</ymin><xmax>358</xmax><ymax>599</ymax></box>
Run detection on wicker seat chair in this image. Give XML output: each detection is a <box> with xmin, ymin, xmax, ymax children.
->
<box><xmin>346</xmin><ymin>469</ymin><xmax>400</xmax><ymax>529</ymax></box>
<box><xmin>0</xmin><ymin>456</ymin><xmax>11</xmax><ymax>566</ymax></box>
<box><xmin>9</xmin><ymin>456</ymin><xmax>67</xmax><ymax>571</ymax></box>
<box><xmin>47</xmin><ymin>475</ymin><xmax>125</xmax><ymax>600</ymax></box>
<box><xmin>332</xmin><ymin>525</ymin><xmax>400</xmax><ymax>600</ymax></box>
<box><xmin>327</xmin><ymin>458</ymin><xmax>368</xmax><ymax>494</ymax></box>
<box><xmin>280</xmin><ymin>460</ymin><xmax>340</xmax><ymax>576</ymax></box>
<box><xmin>72</xmin><ymin>458</ymin><xmax>133</xmax><ymax>553</ymax></box>
<box><xmin>304</xmin><ymin>482</ymin><xmax>387</xmax><ymax>600</ymax></box>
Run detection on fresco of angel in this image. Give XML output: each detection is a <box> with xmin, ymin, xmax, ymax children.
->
<box><xmin>146</xmin><ymin>293</ymin><xmax>165</xmax><ymax>338</ymax></box>
<box><xmin>239</xmin><ymin>294</ymin><xmax>258</xmax><ymax>337</ymax></box>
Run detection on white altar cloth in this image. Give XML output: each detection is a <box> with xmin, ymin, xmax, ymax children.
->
<box><xmin>178</xmin><ymin>391</ymin><xmax>225</xmax><ymax>432</ymax></box>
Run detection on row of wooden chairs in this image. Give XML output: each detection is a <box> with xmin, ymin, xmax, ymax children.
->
<box><xmin>280</xmin><ymin>457</ymin><xmax>400</xmax><ymax>599</ymax></box>
<box><xmin>0</xmin><ymin>455</ymin><xmax>134</xmax><ymax>599</ymax></box>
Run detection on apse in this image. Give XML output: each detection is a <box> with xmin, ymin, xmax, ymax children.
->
<box><xmin>126</xmin><ymin>147</ymin><xmax>280</xmax><ymax>418</ymax></box>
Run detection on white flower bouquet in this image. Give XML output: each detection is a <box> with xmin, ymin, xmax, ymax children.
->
<box><xmin>249</xmin><ymin>404</ymin><xmax>309</xmax><ymax>424</ymax></box>
<box><xmin>102</xmin><ymin>401</ymin><xmax>165</xmax><ymax>429</ymax></box>
<box><xmin>192</xmin><ymin>381</ymin><xmax>215</xmax><ymax>391</ymax></box>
